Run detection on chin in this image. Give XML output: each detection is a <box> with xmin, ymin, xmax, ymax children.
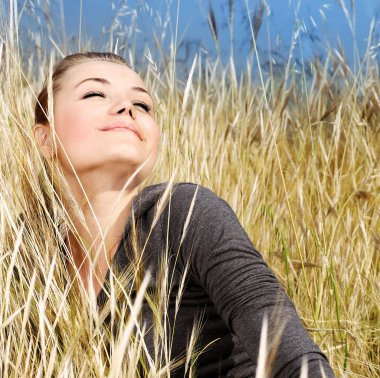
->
<box><xmin>106</xmin><ymin>154</ymin><xmax>154</xmax><ymax>175</ymax></box>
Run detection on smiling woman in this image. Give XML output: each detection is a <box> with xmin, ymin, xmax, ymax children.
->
<box><xmin>34</xmin><ymin>56</ymin><xmax>159</xmax><ymax>179</ymax></box>
<box><xmin>32</xmin><ymin>52</ymin><xmax>335</xmax><ymax>377</ymax></box>
<box><xmin>33</xmin><ymin>52</ymin><xmax>160</xmax><ymax>300</ymax></box>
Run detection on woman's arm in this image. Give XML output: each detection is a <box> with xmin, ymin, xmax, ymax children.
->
<box><xmin>170</xmin><ymin>183</ymin><xmax>335</xmax><ymax>377</ymax></box>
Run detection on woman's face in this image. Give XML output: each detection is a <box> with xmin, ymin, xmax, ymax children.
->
<box><xmin>51</xmin><ymin>60</ymin><xmax>160</xmax><ymax>182</ymax></box>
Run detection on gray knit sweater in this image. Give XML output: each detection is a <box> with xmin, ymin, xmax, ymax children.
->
<box><xmin>97</xmin><ymin>182</ymin><xmax>335</xmax><ymax>377</ymax></box>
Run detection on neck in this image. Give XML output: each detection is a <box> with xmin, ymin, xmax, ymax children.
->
<box><xmin>63</xmin><ymin>170</ymin><xmax>140</xmax><ymax>295</ymax></box>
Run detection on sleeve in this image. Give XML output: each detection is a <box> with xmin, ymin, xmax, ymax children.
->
<box><xmin>171</xmin><ymin>183</ymin><xmax>335</xmax><ymax>378</ymax></box>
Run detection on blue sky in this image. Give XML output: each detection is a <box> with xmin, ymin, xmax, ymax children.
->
<box><xmin>38</xmin><ymin>0</ymin><xmax>380</xmax><ymax>72</ymax></box>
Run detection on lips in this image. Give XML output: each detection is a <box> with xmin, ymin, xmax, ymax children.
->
<box><xmin>99</xmin><ymin>121</ymin><xmax>143</xmax><ymax>140</ymax></box>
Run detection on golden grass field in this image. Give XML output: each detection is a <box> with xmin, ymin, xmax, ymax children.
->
<box><xmin>0</xmin><ymin>1</ymin><xmax>379</xmax><ymax>377</ymax></box>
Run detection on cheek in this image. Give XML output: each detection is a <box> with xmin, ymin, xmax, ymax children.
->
<box><xmin>54</xmin><ymin>109</ymin><xmax>90</xmax><ymax>148</ymax></box>
<box><xmin>150</xmin><ymin>126</ymin><xmax>161</xmax><ymax>157</ymax></box>
<box><xmin>148</xmin><ymin>119</ymin><xmax>160</xmax><ymax>147</ymax></box>
<box><xmin>154</xmin><ymin>125</ymin><xmax>161</xmax><ymax>146</ymax></box>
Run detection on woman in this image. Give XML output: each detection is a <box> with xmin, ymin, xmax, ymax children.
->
<box><xmin>33</xmin><ymin>52</ymin><xmax>335</xmax><ymax>377</ymax></box>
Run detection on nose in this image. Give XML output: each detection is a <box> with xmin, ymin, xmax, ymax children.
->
<box><xmin>111</xmin><ymin>99</ymin><xmax>137</xmax><ymax>120</ymax></box>
<box><xmin>117</xmin><ymin>106</ymin><xmax>136</xmax><ymax>120</ymax></box>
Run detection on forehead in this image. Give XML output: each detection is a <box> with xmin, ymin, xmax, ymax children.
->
<box><xmin>59</xmin><ymin>61</ymin><xmax>146</xmax><ymax>90</ymax></box>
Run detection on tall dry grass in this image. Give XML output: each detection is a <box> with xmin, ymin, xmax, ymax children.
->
<box><xmin>0</xmin><ymin>0</ymin><xmax>379</xmax><ymax>377</ymax></box>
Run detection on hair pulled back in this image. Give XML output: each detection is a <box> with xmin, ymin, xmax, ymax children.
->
<box><xmin>34</xmin><ymin>52</ymin><xmax>127</xmax><ymax>125</ymax></box>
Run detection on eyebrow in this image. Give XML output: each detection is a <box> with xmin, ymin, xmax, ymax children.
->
<box><xmin>75</xmin><ymin>77</ymin><xmax>152</xmax><ymax>99</ymax></box>
<box><xmin>131</xmin><ymin>86</ymin><xmax>151</xmax><ymax>97</ymax></box>
<box><xmin>75</xmin><ymin>77</ymin><xmax>110</xmax><ymax>88</ymax></box>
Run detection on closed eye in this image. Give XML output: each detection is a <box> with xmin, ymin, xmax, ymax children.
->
<box><xmin>134</xmin><ymin>102</ymin><xmax>152</xmax><ymax>112</ymax></box>
<box><xmin>82</xmin><ymin>91</ymin><xmax>105</xmax><ymax>99</ymax></box>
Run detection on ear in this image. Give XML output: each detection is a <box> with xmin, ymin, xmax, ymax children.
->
<box><xmin>33</xmin><ymin>123</ymin><xmax>54</xmax><ymax>159</ymax></box>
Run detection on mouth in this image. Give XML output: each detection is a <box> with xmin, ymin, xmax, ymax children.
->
<box><xmin>99</xmin><ymin>122</ymin><xmax>143</xmax><ymax>140</ymax></box>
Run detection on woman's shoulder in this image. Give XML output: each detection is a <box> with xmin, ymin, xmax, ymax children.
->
<box><xmin>141</xmin><ymin>181</ymin><xmax>203</xmax><ymax>194</ymax></box>
<box><xmin>137</xmin><ymin>182</ymin><xmax>233</xmax><ymax>225</ymax></box>
<box><xmin>140</xmin><ymin>181</ymin><xmax>227</xmax><ymax>208</ymax></box>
